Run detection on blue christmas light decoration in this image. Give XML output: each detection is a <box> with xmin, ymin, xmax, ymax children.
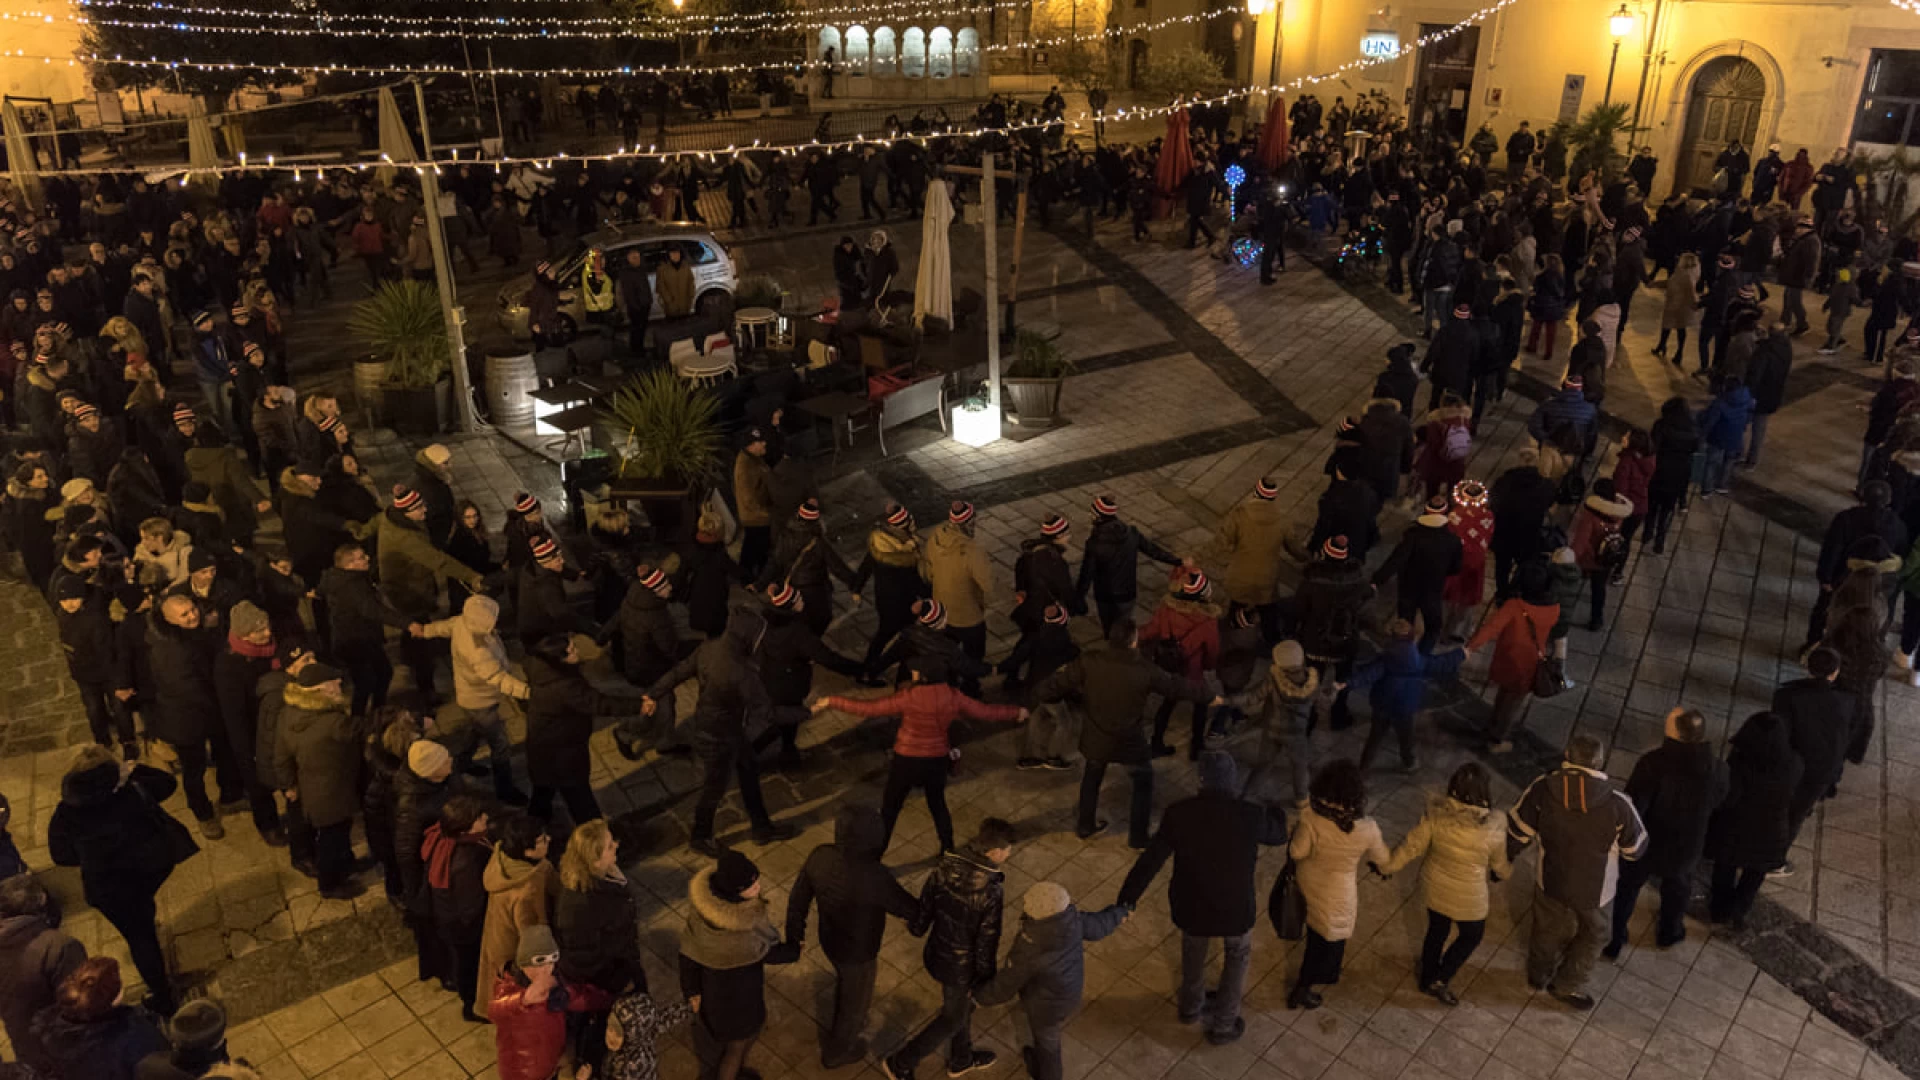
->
<box><xmin>1223</xmin><ymin>163</ymin><xmax>1246</xmax><ymax>222</ymax></box>
<box><xmin>1230</xmin><ymin>237</ymin><xmax>1263</xmax><ymax>268</ymax></box>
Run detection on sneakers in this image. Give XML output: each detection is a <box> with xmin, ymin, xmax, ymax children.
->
<box><xmin>1016</xmin><ymin>757</ymin><xmax>1047</xmax><ymax>771</ymax></box>
<box><xmin>1910</xmin><ymin>667</ymin><xmax>1920</xmax><ymax>688</ymax></box>
<box><xmin>1818</xmin><ymin>345</ymin><xmax>1839</xmax><ymax>355</ymax></box>
<box><xmin>1423</xmin><ymin>981</ymin><xmax>1459</xmax><ymax>1007</ymax></box>
<box><xmin>197</xmin><ymin>816</ymin><xmax>225</xmax><ymax>841</ymax></box>
<box><xmin>880</xmin><ymin>1055</ymin><xmax>915</xmax><ymax>1080</ymax></box>
<box><xmin>1205</xmin><ymin>1018</ymin><xmax>1247</xmax><ymax>1045</ymax></box>
<box><xmin>1041</xmin><ymin>756</ymin><xmax>1073</xmax><ymax>772</ymax></box>
<box><xmin>820</xmin><ymin>1038</ymin><xmax>868</xmax><ymax>1069</ymax></box>
<box><xmin>1768</xmin><ymin>860</ymin><xmax>1797</xmax><ymax>879</ymax></box>
<box><xmin>947</xmin><ymin>1050</ymin><xmax>996</xmax><ymax>1077</ymax></box>
<box><xmin>1286</xmin><ymin>986</ymin><xmax>1323</xmax><ymax>1010</ymax></box>
<box><xmin>1076</xmin><ymin>820</ymin><xmax>1110</xmax><ymax>840</ymax></box>
<box><xmin>1897</xmin><ymin>651</ymin><xmax>1913</xmax><ymax>673</ymax></box>
<box><xmin>1600</xmin><ymin>942</ymin><xmax>1623</xmax><ymax>962</ymax></box>
<box><xmin>1550</xmin><ymin>988</ymin><xmax>1596</xmax><ymax>1010</ymax></box>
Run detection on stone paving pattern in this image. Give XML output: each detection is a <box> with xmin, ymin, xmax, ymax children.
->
<box><xmin>2</xmin><ymin>188</ymin><xmax>1918</xmax><ymax>1080</ymax></box>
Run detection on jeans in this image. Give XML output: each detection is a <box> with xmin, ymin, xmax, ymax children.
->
<box><xmin>1528</xmin><ymin>891</ymin><xmax>1608</xmax><ymax>994</ymax></box>
<box><xmin>1783</xmin><ymin>286</ymin><xmax>1810</xmax><ymax>331</ymax></box>
<box><xmin>1179</xmin><ymin>932</ymin><xmax>1250</xmax><ymax>1034</ymax></box>
<box><xmin>1746</xmin><ymin>413</ymin><xmax>1771</xmax><ymax>465</ymax></box>
<box><xmin>1026</xmin><ymin>1012</ymin><xmax>1065</xmax><ymax>1080</ymax></box>
<box><xmin>455</xmin><ymin>705</ymin><xmax>519</xmax><ymax>796</ymax></box>
<box><xmin>1078</xmin><ymin>759</ymin><xmax>1154</xmax><ymax>846</ymax></box>
<box><xmin>895</xmin><ymin>981</ymin><xmax>975</xmax><ymax>1073</ymax></box>
<box><xmin>824</xmin><ymin>957</ymin><xmax>876</xmax><ymax>1061</ymax></box>
<box><xmin>1419</xmin><ymin>910</ymin><xmax>1485</xmax><ymax>987</ymax></box>
<box><xmin>1702</xmin><ymin>446</ymin><xmax>1735</xmax><ymax>493</ymax></box>
<box><xmin>1423</xmin><ymin>287</ymin><xmax>1454</xmax><ymax>334</ymax></box>
<box><xmin>1709</xmin><ymin>861</ymin><xmax>1769</xmax><ymax>925</ymax></box>
<box><xmin>691</xmin><ymin>743</ymin><xmax>772</xmax><ymax>844</ymax></box>
<box><xmin>1609</xmin><ymin>857</ymin><xmax>1692</xmax><ymax>949</ymax></box>
<box><xmin>880</xmin><ymin>754</ymin><xmax>952</xmax><ymax>854</ymax></box>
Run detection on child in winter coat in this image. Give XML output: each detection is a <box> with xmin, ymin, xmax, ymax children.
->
<box><xmin>1345</xmin><ymin>619</ymin><xmax>1467</xmax><ymax>773</ymax></box>
<box><xmin>1568</xmin><ymin>479</ymin><xmax>1636</xmax><ymax>631</ymax></box>
<box><xmin>1415</xmin><ymin>392</ymin><xmax>1474</xmax><ymax>500</ymax></box>
<box><xmin>1821</xmin><ymin>265</ymin><xmax>1860</xmax><ymax>356</ymax></box>
<box><xmin>1545</xmin><ymin>547</ymin><xmax>1588</xmax><ymax>669</ymax></box>
<box><xmin>1697</xmin><ymin>375</ymin><xmax>1755</xmax><ymax>496</ymax></box>
<box><xmin>1610</xmin><ymin>430</ymin><xmax>1657</xmax><ymax>572</ymax></box>
<box><xmin>1381</xmin><ymin>763</ymin><xmax>1511</xmax><ymax>1005</ymax></box>
<box><xmin>489</xmin><ymin>925</ymin><xmax>615</xmax><ymax>1080</ymax></box>
<box><xmin>602</xmin><ymin>989</ymin><xmax>694</xmax><ymax>1080</ymax></box>
<box><xmin>1224</xmin><ymin>639</ymin><xmax>1322</xmax><ymax>805</ymax></box>
<box><xmin>973</xmin><ymin>882</ymin><xmax>1128</xmax><ymax>1080</ymax></box>
<box><xmin>1442</xmin><ymin>480</ymin><xmax>1493</xmax><ymax>640</ymax></box>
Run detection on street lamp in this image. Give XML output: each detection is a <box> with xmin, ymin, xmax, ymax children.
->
<box><xmin>1603</xmin><ymin>4</ymin><xmax>1631</xmax><ymax>104</ymax></box>
<box><xmin>672</xmin><ymin>0</ymin><xmax>685</xmax><ymax>65</ymax></box>
<box><xmin>1245</xmin><ymin>0</ymin><xmax>1279</xmax><ymax>111</ymax></box>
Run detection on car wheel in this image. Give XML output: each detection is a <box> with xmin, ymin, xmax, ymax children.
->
<box><xmin>547</xmin><ymin>312</ymin><xmax>579</xmax><ymax>347</ymax></box>
<box><xmin>697</xmin><ymin>290</ymin><xmax>733</xmax><ymax>318</ymax></box>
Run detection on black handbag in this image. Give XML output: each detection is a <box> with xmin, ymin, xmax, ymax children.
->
<box><xmin>1522</xmin><ymin>609</ymin><xmax>1567</xmax><ymax>699</ymax></box>
<box><xmin>1267</xmin><ymin>855</ymin><xmax>1306</xmax><ymax>941</ymax></box>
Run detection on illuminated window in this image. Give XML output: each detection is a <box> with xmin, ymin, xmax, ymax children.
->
<box><xmin>956</xmin><ymin>27</ymin><xmax>980</xmax><ymax>76</ymax></box>
<box><xmin>873</xmin><ymin>26</ymin><xmax>897</xmax><ymax>75</ymax></box>
<box><xmin>845</xmin><ymin>26</ymin><xmax>871</xmax><ymax>75</ymax></box>
<box><xmin>902</xmin><ymin>27</ymin><xmax>927</xmax><ymax>78</ymax></box>
<box><xmin>930</xmin><ymin>27</ymin><xmax>954</xmax><ymax>78</ymax></box>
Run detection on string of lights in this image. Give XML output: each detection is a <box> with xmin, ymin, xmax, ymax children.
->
<box><xmin>0</xmin><ymin>0</ymin><xmax>1669</xmax><ymax>182</ymax></box>
<box><xmin>6</xmin><ymin>8</ymin><xmax>1241</xmax><ymax>77</ymax></box>
<box><xmin>74</xmin><ymin>0</ymin><xmax>1011</xmax><ymax>33</ymax></box>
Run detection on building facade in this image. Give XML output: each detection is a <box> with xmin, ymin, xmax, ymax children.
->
<box><xmin>0</xmin><ymin>0</ymin><xmax>88</xmax><ymax>103</ymax></box>
<box><xmin>1111</xmin><ymin>0</ymin><xmax>1920</xmax><ymax>198</ymax></box>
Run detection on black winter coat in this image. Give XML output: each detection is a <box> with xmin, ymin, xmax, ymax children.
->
<box><xmin>145</xmin><ymin>613</ymin><xmax>221</xmax><ymax>745</ymax></box>
<box><xmin>1623</xmin><ymin>739</ymin><xmax>1729</xmax><ymax>875</ymax></box>
<box><xmin>56</xmin><ymin>592</ymin><xmax>131</xmax><ymax>689</ymax></box>
<box><xmin>1489</xmin><ymin>465</ymin><xmax>1558</xmax><ymax>557</ymax></box>
<box><xmin>758</xmin><ymin>610</ymin><xmax>861</xmax><ymax>706</ymax></box>
<box><xmin>1707</xmin><ymin>750</ymin><xmax>1803</xmax><ymax>870</ymax></box>
<box><xmin>1354</xmin><ymin>404</ymin><xmax>1413</xmax><ymax>504</ymax></box>
<box><xmin>876</xmin><ymin>623</ymin><xmax>992</xmax><ymax>685</ymax></box>
<box><xmin>279</xmin><ymin>474</ymin><xmax>360</xmax><ymax>584</ymax></box>
<box><xmin>678</xmin><ymin>536</ymin><xmax>736</xmax><ymax>638</ymax></box>
<box><xmin>1773</xmin><ymin>677</ymin><xmax>1857</xmax><ymax>807</ymax></box>
<box><xmin>1650</xmin><ymin>418</ymin><xmax>1701</xmax><ymax>501</ymax></box>
<box><xmin>412</xmin><ymin>463</ymin><xmax>456</xmax><ymax>548</ymax></box>
<box><xmin>1012</xmin><ymin>539</ymin><xmax>1078</xmax><ymax>626</ymax></box>
<box><xmin>606</xmin><ymin>582</ymin><xmax>680</xmax><ymax>686</ymax></box>
<box><xmin>318</xmin><ymin>566</ymin><xmax>410</xmax><ymax>657</ymax></box>
<box><xmin>1310</xmin><ymin>477</ymin><xmax>1382</xmax><ymax>559</ymax></box>
<box><xmin>1817</xmin><ymin>505</ymin><xmax>1908</xmax><ymax>585</ymax></box>
<box><xmin>1373</xmin><ymin>519</ymin><xmax>1463</xmax><ymax>604</ymax></box>
<box><xmin>1117</xmin><ymin>753</ymin><xmax>1286</xmax><ymax>936</ymax></box>
<box><xmin>973</xmin><ymin>904</ymin><xmax>1126</xmax><ymax>1029</ymax></box>
<box><xmin>1422</xmin><ymin>321</ymin><xmax>1477</xmax><ymax>394</ymax></box>
<box><xmin>785</xmin><ymin>805</ymin><xmax>917</xmax><ymax>964</ymax></box>
<box><xmin>524</xmin><ymin>655</ymin><xmax>645</xmax><ymax>788</ymax></box>
<box><xmin>911</xmin><ymin>847</ymin><xmax>1005</xmax><ymax>987</ymax></box>
<box><xmin>556</xmin><ymin>874</ymin><xmax>645</xmax><ymax>992</ymax></box>
<box><xmin>394</xmin><ymin>769</ymin><xmax>455</xmax><ymax>912</ymax></box>
<box><xmin>516</xmin><ymin>562</ymin><xmax>591</xmax><ymax>643</ymax></box>
<box><xmin>46</xmin><ymin>762</ymin><xmax>195</xmax><ymax>912</ymax></box>
<box><xmin>646</xmin><ymin>609</ymin><xmax>771</xmax><ymax>754</ymax></box>
<box><xmin>1295</xmin><ymin>558</ymin><xmax>1371</xmax><ymax>661</ymax></box>
<box><xmin>1034</xmin><ymin>643</ymin><xmax>1199</xmax><ymax>765</ymax></box>
<box><xmin>425</xmin><ymin>835</ymin><xmax>490</xmax><ymax>940</ymax></box>
<box><xmin>1075</xmin><ymin>519</ymin><xmax>1178</xmax><ymax>606</ymax></box>
<box><xmin>0</xmin><ymin>913</ymin><xmax>85</xmax><ymax>1073</ymax></box>
<box><xmin>32</xmin><ymin>1004</ymin><xmax>169</xmax><ymax>1080</ymax></box>
<box><xmin>1747</xmin><ymin>335</ymin><xmax>1792</xmax><ymax>415</ymax></box>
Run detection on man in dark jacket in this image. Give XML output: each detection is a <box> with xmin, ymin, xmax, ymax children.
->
<box><xmin>1032</xmin><ymin>620</ymin><xmax>1208</xmax><ymax>846</ymax></box>
<box><xmin>52</xmin><ymin>574</ymin><xmax>139</xmax><ymax>759</ymax></box>
<box><xmin>1527</xmin><ymin>377</ymin><xmax>1599</xmax><ymax>451</ymax></box>
<box><xmin>1508</xmin><ymin>734</ymin><xmax>1648</xmax><ymax>1009</ymax></box>
<box><xmin>318</xmin><ymin>543</ymin><xmax>420</xmax><ymax>717</ymax></box>
<box><xmin>1744</xmin><ymin>323</ymin><xmax>1792</xmax><ymax>466</ymax></box>
<box><xmin>147</xmin><ymin>593</ymin><xmax>237</xmax><ymax>838</ymax></box>
<box><xmin>601</xmin><ymin>564</ymin><xmax>686</xmax><ymax>756</ymax></box>
<box><xmin>1605</xmin><ymin>709</ymin><xmax>1729</xmax><ymax>957</ymax></box>
<box><xmin>872</xmin><ymin>600</ymin><xmax>992</xmax><ymax>689</ymax></box>
<box><xmin>1421</xmin><ymin>304</ymin><xmax>1478</xmax><ymax>410</ymax></box>
<box><xmin>755</xmin><ymin>585</ymin><xmax>863</xmax><ymax>765</ymax></box>
<box><xmin>643</xmin><ymin>608</ymin><xmax>794</xmax><ymax>856</ymax></box>
<box><xmin>1373</xmin><ymin>496</ymin><xmax>1464</xmax><ymax>649</ymax></box>
<box><xmin>1183</xmin><ymin>163</ymin><xmax>1220</xmax><ymax>250</ymax></box>
<box><xmin>211</xmin><ymin>602</ymin><xmax>285</xmax><ymax>847</ymax></box>
<box><xmin>0</xmin><ymin>875</ymin><xmax>86</xmax><ymax>1074</ymax></box>
<box><xmin>884</xmin><ymin>817</ymin><xmax>1014</xmax><ymax>1080</ymax></box>
<box><xmin>517</xmin><ymin>534</ymin><xmax>593</xmax><ymax>645</ymax></box>
<box><xmin>1489</xmin><ymin>450</ymin><xmax>1559</xmax><ymax>598</ymax></box>
<box><xmin>1310</xmin><ymin>455</ymin><xmax>1382</xmax><ymax>560</ymax></box>
<box><xmin>1779</xmin><ymin>217</ymin><xmax>1821</xmax><ymax>335</ymax></box>
<box><xmin>786</xmin><ymin>805</ymin><xmax>918</xmax><ymax>1069</ymax></box>
<box><xmin>1806</xmin><ymin>481</ymin><xmax>1907</xmax><ymax>648</ymax></box>
<box><xmin>274</xmin><ymin>664</ymin><xmax>366</xmax><ymax>899</ymax></box>
<box><xmin>411</xmin><ymin>444</ymin><xmax>456</xmax><ymax>548</ymax></box>
<box><xmin>1116</xmin><ymin>751</ymin><xmax>1286</xmax><ymax>1045</ymax></box>
<box><xmin>1354</xmin><ymin>398</ymin><xmax>1413</xmax><ymax>505</ymax></box>
<box><xmin>973</xmin><ymin>882</ymin><xmax>1128</xmax><ymax>1080</ymax></box>
<box><xmin>1775</xmin><ymin>647</ymin><xmax>1858</xmax><ymax>852</ymax></box>
<box><xmin>1007</xmin><ymin>513</ymin><xmax>1078</xmax><ymax>652</ymax></box>
<box><xmin>1295</xmin><ymin>537</ymin><xmax>1371</xmax><ymax>729</ymax></box>
<box><xmin>1074</xmin><ymin>495</ymin><xmax>1182</xmax><ymax>632</ymax></box>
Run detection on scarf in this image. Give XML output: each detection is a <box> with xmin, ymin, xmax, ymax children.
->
<box><xmin>1312</xmin><ymin>796</ymin><xmax>1361</xmax><ymax>834</ymax></box>
<box><xmin>421</xmin><ymin>823</ymin><xmax>489</xmax><ymax>890</ymax></box>
<box><xmin>227</xmin><ymin>633</ymin><xmax>278</xmax><ymax>660</ymax></box>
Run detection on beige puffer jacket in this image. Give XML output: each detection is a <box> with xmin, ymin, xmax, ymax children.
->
<box><xmin>919</xmin><ymin>522</ymin><xmax>995</xmax><ymax>628</ymax></box>
<box><xmin>1382</xmin><ymin>796</ymin><xmax>1513</xmax><ymax>922</ymax></box>
<box><xmin>1216</xmin><ymin>496</ymin><xmax>1287</xmax><ymax>606</ymax></box>
<box><xmin>421</xmin><ymin>595</ymin><xmax>529</xmax><ymax>710</ymax></box>
<box><xmin>1290</xmin><ymin>806</ymin><xmax>1390</xmax><ymax>942</ymax></box>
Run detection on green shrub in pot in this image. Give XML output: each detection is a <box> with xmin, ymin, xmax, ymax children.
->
<box><xmin>348</xmin><ymin>279</ymin><xmax>450</xmax><ymax>389</ymax></box>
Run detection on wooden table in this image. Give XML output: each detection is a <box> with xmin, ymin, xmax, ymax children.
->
<box><xmin>795</xmin><ymin>391</ymin><xmax>873</xmax><ymax>463</ymax></box>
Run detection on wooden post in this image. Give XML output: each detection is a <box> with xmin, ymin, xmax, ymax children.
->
<box><xmin>983</xmin><ymin>152</ymin><xmax>1002</xmax><ymax>435</ymax></box>
<box><xmin>1006</xmin><ymin>180</ymin><xmax>1028</xmax><ymax>339</ymax></box>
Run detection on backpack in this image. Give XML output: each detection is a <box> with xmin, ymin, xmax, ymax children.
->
<box><xmin>1149</xmin><ymin>634</ymin><xmax>1187</xmax><ymax>675</ymax></box>
<box><xmin>1596</xmin><ymin>529</ymin><xmax>1629</xmax><ymax>569</ymax></box>
<box><xmin>1440</xmin><ymin>418</ymin><xmax>1472</xmax><ymax>463</ymax></box>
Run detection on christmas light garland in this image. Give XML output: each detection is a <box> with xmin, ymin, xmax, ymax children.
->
<box><xmin>0</xmin><ymin>0</ymin><xmax>1584</xmax><ymax>181</ymax></box>
<box><xmin>79</xmin><ymin>0</ymin><xmax>1011</xmax><ymax>31</ymax></box>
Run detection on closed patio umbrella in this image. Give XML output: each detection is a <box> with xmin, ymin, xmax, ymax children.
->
<box><xmin>1256</xmin><ymin>97</ymin><xmax>1291</xmax><ymax>171</ymax></box>
<box><xmin>2</xmin><ymin>102</ymin><xmax>40</xmax><ymax>211</ymax></box>
<box><xmin>1153</xmin><ymin>108</ymin><xmax>1194</xmax><ymax>219</ymax></box>
<box><xmin>913</xmin><ymin>177</ymin><xmax>955</xmax><ymax>329</ymax></box>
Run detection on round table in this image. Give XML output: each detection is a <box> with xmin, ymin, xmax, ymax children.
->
<box><xmin>734</xmin><ymin>306</ymin><xmax>781</xmax><ymax>352</ymax></box>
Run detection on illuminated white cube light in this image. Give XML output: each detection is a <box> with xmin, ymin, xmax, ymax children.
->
<box><xmin>951</xmin><ymin>405</ymin><xmax>999</xmax><ymax>447</ymax></box>
<box><xmin>534</xmin><ymin>395</ymin><xmax>565</xmax><ymax>437</ymax></box>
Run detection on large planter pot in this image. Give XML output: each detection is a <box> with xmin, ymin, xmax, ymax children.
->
<box><xmin>1003</xmin><ymin>376</ymin><xmax>1066</xmax><ymax>426</ymax></box>
<box><xmin>607</xmin><ymin>472</ymin><xmax>696</xmax><ymax>542</ymax></box>
<box><xmin>352</xmin><ymin>356</ymin><xmax>390</xmax><ymax>427</ymax></box>
<box><xmin>384</xmin><ymin>379</ymin><xmax>453</xmax><ymax>436</ymax></box>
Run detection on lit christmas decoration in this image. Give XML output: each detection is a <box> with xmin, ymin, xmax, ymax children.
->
<box><xmin>1223</xmin><ymin>163</ymin><xmax>1246</xmax><ymax>221</ymax></box>
<box><xmin>1230</xmin><ymin>238</ymin><xmax>1263</xmax><ymax>268</ymax></box>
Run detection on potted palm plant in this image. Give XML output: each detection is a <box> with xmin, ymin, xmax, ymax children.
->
<box><xmin>1003</xmin><ymin>327</ymin><xmax>1074</xmax><ymax>426</ymax></box>
<box><xmin>600</xmin><ymin>368</ymin><xmax>723</xmax><ymax>538</ymax></box>
<box><xmin>348</xmin><ymin>280</ymin><xmax>452</xmax><ymax>435</ymax></box>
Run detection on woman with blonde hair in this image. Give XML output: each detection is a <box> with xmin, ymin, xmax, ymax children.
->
<box><xmin>554</xmin><ymin>820</ymin><xmax>642</xmax><ymax>1069</ymax></box>
<box><xmin>1654</xmin><ymin>252</ymin><xmax>1701</xmax><ymax>365</ymax></box>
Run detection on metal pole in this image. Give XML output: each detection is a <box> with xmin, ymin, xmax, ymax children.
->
<box><xmin>1604</xmin><ymin>40</ymin><xmax>1620</xmax><ymax>105</ymax></box>
<box><xmin>1006</xmin><ymin>177</ymin><xmax>1027</xmax><ymax>337</ymax></box>
<box><xmin>486</xmin><ymin>46</ymin><xmax>507</xmax><ymax>150</ymax></box>
<box><xmin>983</xmin><ymin>152</ymin><xmax>1002</xmax><ymax>435</ymax></box>
<box><xmin>412</xmin><ymin>81</ymin><xmax>477</xmax><ymax>433</ymax></box>
<box><xmin>1626</xmin><ymin>0</ymin><xmax>1665</xmax><ymax>154</ymax></box>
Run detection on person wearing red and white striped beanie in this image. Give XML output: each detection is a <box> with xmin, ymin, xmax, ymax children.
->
<box><xmin>850</xmin><ymin>502</ymin><xmax>924</xmax><ymax>684</ymax></box>
<box><xmin>378</xmin><ymin>482</ymin><xmax>485</xmax><ymax>701</ymax></box>
<box><xmin>759</xmin><ymin>497</ymin><xmax>856</xmax><ymax>638</ymax></box>
<box><xmin>923</xmin><ymin>500</ymin><xmax>996</xmax><ymax>668</ymax></box>
<box><xmin>756</xmin><ymin>574</ymin><xmax>864</xmax><ymax>767</ymax></box>
<box><xmin>1371</xmin><ymin>492</ymin><xmax>1463</xmax><ymax>651</ymax></box>
<box><xmin>1294</xmin><ymin>533</ymin><xmax>1371</xmax><ymax>730</ymax></box>
<box><xmin>1140</xmin><ymin>566</ymin><xmax>1223</xmax><ymax>760</ymax></box>
<box><xmin>1216</xmin><ymin>476</ymin><xmax>1288</xmax><ymax>638</ymax></box>
<box><xmin>1006</xmin><ymin>512</ymin><xmax>1080</xmax><ymax>672</ymax></box>
<box><xmin>1080</xmin><ymin>494</ymin><xmax>1186</xmax><ymax>635</ymax></box>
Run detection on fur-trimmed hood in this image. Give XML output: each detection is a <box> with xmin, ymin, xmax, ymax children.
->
<box><xmin>682</xmin><ymin>867</ymin><xmax>780</xmax><ymax>971</ymax></box>
<box><xmin>278</xmin><ymin>467</ymin><xmax>320</xmax><ymax>500</ymax></box>
<box><xmin>1583</xmin><ymin>492</ymin><xmax>1634</xmax><ymax>520</ymax></box>
<box><xmin>1268</xmin><ymin>661</ymin><xmax>1321</xmax><ymax>701</ymax></box>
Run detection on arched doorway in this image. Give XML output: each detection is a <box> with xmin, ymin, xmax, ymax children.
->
<box><xmin>1677</xmin><ymin>56</ymin><xmax>1766</xmax><ymax>195</ymax></box>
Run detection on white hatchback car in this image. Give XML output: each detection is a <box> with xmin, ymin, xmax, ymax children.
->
<box><xmin>496</xmin><ymin>222</ymin><xmax>738</xmax><ymax>342</ymax></box>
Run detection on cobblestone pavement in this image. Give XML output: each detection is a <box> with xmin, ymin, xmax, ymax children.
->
<box><xmin>6</xmin><ymin>197</ymin><xmax>1920</xmax><ymax>1080</ymax></box>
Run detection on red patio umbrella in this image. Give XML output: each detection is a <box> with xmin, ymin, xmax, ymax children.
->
<box><xmin>1256</xmin><ymin>97</ymin><xmax>1291</xmax><ymax>170</ymax></box>
<box><xmin>1153</xmin><ymin>108</ymin><xmax>1195</xmax><ymax>219</ymax></box>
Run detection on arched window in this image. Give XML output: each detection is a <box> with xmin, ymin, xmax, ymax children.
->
<box><xmin>844</xmin><ymin>25</ymin><xmax>870</xmax><ymax>75</ymax></box>
<box><xmin>817</xmin><ymin>26</ymin><xmax>842</xmax><ymax>61</ymax></box>
<box><xmin>872</xmin><ymin>26</ymin><xmax>897</xmax><ymax>75</ymax></box>
<box><xmin>901</xmin><ymin>27</ymin><xmax>926</xmax><ymax>78</ymax></box>
<box><xmin>955</xmin><ymin>27</ymin><xmax>980</xmax><ymax>76</ymax></box>
<box><xmin>929</xmin><ymin>27</ymin><xmax>954</xmax><ymax>78</ymax></box>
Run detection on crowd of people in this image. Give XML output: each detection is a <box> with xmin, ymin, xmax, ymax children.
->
<box><xmin>0</xmin><ymin>92</ymin><xmax>1906</xmax><ymax>1080</ymax></box>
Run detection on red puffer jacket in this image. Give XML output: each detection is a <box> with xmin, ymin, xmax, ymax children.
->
<box><xmin>825</xmin><ymin>684</ymin><xmax>1022</xmax><ymax>759</ymax></box>
<box><xmin>487</xmin><ymin>971</ymin><xmax>614</xmax><ymax>1080</ymax></box>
